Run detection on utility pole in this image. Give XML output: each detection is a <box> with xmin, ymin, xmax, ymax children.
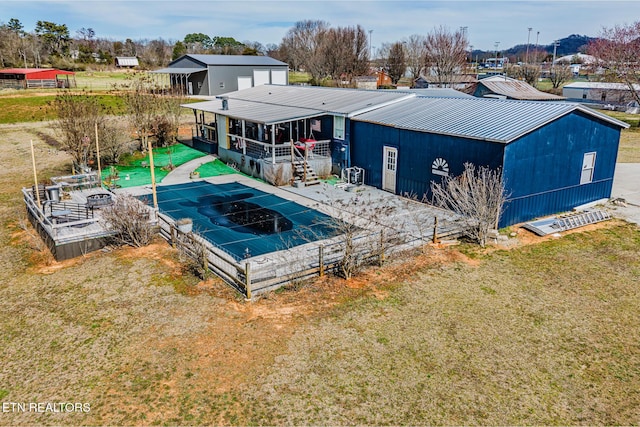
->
<box><xmin>368</xmin><ymin>29</ymin><xmax>373</xmax><ymax>63</ymax></box>
<box><xmin>526</xmin><ymin>27</ymin><xmax>532</xmax><ymax>64</ymax></box>
<box><xmin>494</xmin><ymin>41</ymin><xmax>500</xmax><ymax>73</ymax></box>
<box><xmin>552</xmin><ymin>40</ymin><xmax>560</xmax><ymax>78</ymax></box>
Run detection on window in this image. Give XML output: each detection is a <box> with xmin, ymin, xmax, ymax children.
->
<box><xmin>333</xmin><ymin>116</ymin><xmax>345</xmax><ymax>140</ymax></box>
<box><xmin>580</xmin><ymin>152</ymin><xmax>596</xmax><ymax>184</ymax></box>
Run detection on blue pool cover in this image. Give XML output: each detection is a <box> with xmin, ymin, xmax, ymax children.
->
<box><xmin>146</xmin><ymin>181</ymin><xmax>338</xmax><ymax>260</ymax></box>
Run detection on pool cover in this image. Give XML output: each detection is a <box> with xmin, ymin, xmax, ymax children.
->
<box><xmin>149</xmin><ymin>181</ymin><xmax>338</xmax><ymax>260</ymax></box>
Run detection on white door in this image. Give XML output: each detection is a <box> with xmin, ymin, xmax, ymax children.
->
<box><xmin>187</xmin><ymin>82</ymin><xmax>193</xmax><ymax>95</ymax></box>
<box><xmin>237</xmin><ymin>76</ymin><xmax>252</xmax><ymax>91</ymax></box>
<box><xmin>253</xmin><ymin>70</ymin><xmax>269</xmax><ymax>86</ymax></box>
<box><xmin>271</xmin><ymin>69</ymin><xmax>287</xmax><ymax>85</ymax></box>
<box><xmin>382</xmin><ymin>146</ymin><xmax>398</xmax><ymax>193</ymax></box>
<box><xmin>580</xmin><ymin>152</ymin><xmax>596</xmax><ymax>184</ymax></box>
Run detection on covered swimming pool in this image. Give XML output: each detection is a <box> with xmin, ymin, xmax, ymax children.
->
<box><xmin>146</xmin><ymin>181</ymin><xmax>339</xmax><ymax>260</ymax></box>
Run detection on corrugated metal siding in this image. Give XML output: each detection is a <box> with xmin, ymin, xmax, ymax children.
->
<box><xmin>500</xmin><ymin>110</ymin><xmax>620</xmax><ymax>226</ymax></box>
<box><xmin>501</xmin><ymin>180</ymin><xmax>613</xmax><ymax>227</ymax></box>
<box><xmin>351</xmin><ymin>107</ymin><xmax>621</xmax><ymax>227</ymax></box>
<box><xmin>351</xmin><ymin>121</ymin><xmax>505</xmax><ymax>199</ymax></box>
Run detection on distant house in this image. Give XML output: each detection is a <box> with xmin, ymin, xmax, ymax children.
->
<box><xmin>563</xmin><ymin>81</ymin><xmax>640</xmax><ymax>107</ymax></box>
<box><xmin>471</xmin><ymin>75</ymin><xmax>565</xmax><ymax>101</ymax></box>
<box><xmin>152</xmin><ymin>54</ymin><xmax>289</xmax><ymax>96</ymax></box>
<box><xmin>0</xmin><ymin>68</ymin><xmax>76</xmax><ymax>89</ymax></box>
<box><xmin>115</xmin><ymin>57</ymin><xmax>139</xmax><ymax>68</ymax></box>
<box><xmin>354</xmin><ymin>76</ymin><xmax>377</xmax><ymax>90</ymax></box>
<box><xmin>413</xmin><ymin>74</ymin><xmax>476</xmax><ymax>90</ymax></box>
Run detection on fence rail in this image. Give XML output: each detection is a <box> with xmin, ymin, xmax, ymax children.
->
<box><xmin>155</xmin><ymin>212</ymin><xmax>448</xmax><ymax>299</ymax></box>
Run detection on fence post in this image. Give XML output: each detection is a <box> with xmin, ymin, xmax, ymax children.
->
<box><xmin>201</xmin><ymin>242</ymin><xmax>208</xmax><ymax>277</ymax></box>
<box><xmin>170</xmin><ymin>224</ymin><xmax>176</xmax><ymax>248</ymax></box>
<box><xmin>245</xmin><ymin>262</ymin><xmax>252</xmax><ymax>300</ymax></box>
<box><xmin>319</xmin><ymin>245</ymin><xmax>324</xmax><ymax>277</ymax></box>
<box><xmin>379</xmin><ymin>230</ymin><xmax>385</xmax><ymax>266</ymax></box>
<box><xmin>432</xmin><ymin>216</ymin><xmax>439</xmax><ymax>244</ymax></box>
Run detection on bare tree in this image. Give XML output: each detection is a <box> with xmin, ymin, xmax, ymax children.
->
<box><xmin>118</xmin><ymin>74</ymin><xmax>164</xmax><ymax>153</ymax></box>
<box><xmin>404</xmin><ymin>34</ymin><xmax>427</xmax><ymax>82</ymax></box>
<box><xmin>102</xmin><ymin>194</ymin><xmax>155</xmax><ymax>248</ymax></box>
<box><xmin>52</xmin><ymin>92</ymin><xmax>103</xmax><ymax>169</ymax></box>
<box><xmin>430</xmin><ymin>163</ymin><xmax>508</xmax><ymax>247</ymax></box>
<box><xmin>387</xmin><ymin>42</ymin><xmax>406</xmax><ymax>84</ymax></box>
<box><xmin>424</xmin><ymin>26</ymin><xmax>469</xmax><ymax>87</ymax></box>
<box><xmin>280</xmin><ymin>20</ymin><xmax>329</xmax><ymax>83</ymax></box>
<box><xmin>321</xmin><ymin>25</ymin><xmax>370</xmax><ymax>83</ymax></box>
<box><xmin>99</xmin><ymin>117</ymin><xmax>132</xmax><ymax>165</ymax></box>
<box><xmin>548</xmin><ymin>64</ymin><xmax>573</xmax><ymax>89</ymax></box>
<box><xmin>587</xmin><ymin>20</ymin><xmax>640</xmax><ymax>105</ymax></box>
<box><xmin>515</xmin><ymin>64</ymin><xmax>540</xmax><ymax>87</ymax></box>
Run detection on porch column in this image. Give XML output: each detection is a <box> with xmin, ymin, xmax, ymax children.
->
<box><xmin>271</xmin><ymin>126</ymin><xmax>276</xmax><ymax>164</ymax></box>
<box><xmin>241</xmin><ymin>120</ymin><xmax>246</xmax><ymax>155</ymax></box>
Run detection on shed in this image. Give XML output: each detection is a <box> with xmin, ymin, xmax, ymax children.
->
<box><xmin>351</xmin><ymin>97</ymin><xmax>627</xmax><ymax>226</ymax></box>
<box><xmin>472</xmin><ymin>75</ymin><xmax>565</xmax><ymax>101</ymax></box>
<box><xmin>115</xmin><ymin>57</ymin><xmax>139</xmax><ymax>68</ymax></box>
<box><xmin>562</xmin><ymin>81</ymin><xmax>640</xmax><ymax>107</ymax></box>
<box><xmin>0</xmin><ymin>68</ymin><xmax>76</xmax><ymax>89</ymax></box>
<box><xmin>152</xmin><ymin>54</ymin><xmax>289</xmax><ymax>96</ymax></box>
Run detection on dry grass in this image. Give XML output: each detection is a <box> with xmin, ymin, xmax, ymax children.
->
<box><xmin>619</xmin><ymin>126</ymin><xmax>640</xmax><ymax>163</ymax></box>
<box><xmin>1</xmin><ymin>122</ymin><xmax>639</xmax><ymax>425</ymax></box>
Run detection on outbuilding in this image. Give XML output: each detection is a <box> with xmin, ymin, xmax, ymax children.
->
<box><xmin>351</xmin><ymin>97</ymin><xmax>628</xmax><ymax>226</ymax></box>
<box><xmin>115</xmin><ymin>56</ymin><xmax>139</xmax><ymax>68</ymax></box>
<box><xmin>562</xmin><ymin>81</ymin><xmax>640</xmax><ymax>107</ymax></box>
<box><xmin>472</xmin><ymin>75</ymin><xmax>565</xmax><ymax>101</ymax></box>
<box><xmin>153</xmin><ymin>54</ymin><xmax>289</xmax><ymax>96</ymax></box>
<box><xmin>0</xmin><ymin>68</ymin><xmax>76</xmax><ymax>89</ymax></box>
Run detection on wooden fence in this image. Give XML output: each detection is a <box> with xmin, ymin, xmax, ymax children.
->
<box><xmin>156</xmin><ymin>212</ymin><xmax>398</xmax><ymax>299</ymax></box>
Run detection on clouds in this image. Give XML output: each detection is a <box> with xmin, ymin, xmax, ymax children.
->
<box><xmin>7</xmin><ymin>0</ymin><xmax>639</xmax><ymax>51</ymax></box>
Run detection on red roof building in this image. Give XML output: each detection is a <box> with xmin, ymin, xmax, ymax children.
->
<box><xmin>0</xmin><ymin>68</ymin><xmax>76</xmax><ymax>89</ymax></box>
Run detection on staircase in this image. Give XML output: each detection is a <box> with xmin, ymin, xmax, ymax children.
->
<box><xmin>292</xmin><ymin>159</ymin><xmax>320</xmax><ymax>186</ymax></box>
<box><xmin>550</xmin><ymin>210</ymin><xmax>611</xmax><ymax>232</ymax></box>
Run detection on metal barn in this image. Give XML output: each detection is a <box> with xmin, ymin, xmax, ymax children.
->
<box><xmin>153</xmin><ymin>54</ymin><xmax>289</xmax><ymax>96</ymax></box>
<box><xmin>0</xmin><ymin>68</ymin><xmax>76</xmax><ymax>89</ymax></box>
<box><xmin>350</xmin><ymin>97</ymin><xmax>628</xmax><ymax>226</ymax></box>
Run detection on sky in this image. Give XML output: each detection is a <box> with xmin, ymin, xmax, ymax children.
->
<box><xmin>4</xmin><ymin>0</ymin><xmax>640</xmax><ymax>52</ymax></box>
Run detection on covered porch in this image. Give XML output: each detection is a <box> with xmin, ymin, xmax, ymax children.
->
<box><xmin>184</xmin><ymin>98</ymin><xmax>338</xmax><ymax>186</ymax></box>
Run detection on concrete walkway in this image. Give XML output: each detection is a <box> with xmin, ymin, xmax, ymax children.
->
<box><xmin>160</xmin><ymin>154</ymin><xmax>217</xmax><ymax>185</ymax></box>
<box><xmin>610</xmin><ymin>163</ymin><xmax>640</xmax><ymax>225</ymax></box>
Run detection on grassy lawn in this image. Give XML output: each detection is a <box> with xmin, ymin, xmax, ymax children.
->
<box><xmin>0</xmin><ymin>121</ymin><xmax>639</xmax><ymax>425</ymax></box>
<box><xmin>0</xmin><ymin>93</ymin><xmax>127</xmax><ymax>124</ymax></box>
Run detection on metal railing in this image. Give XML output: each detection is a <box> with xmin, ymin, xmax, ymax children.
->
<box><xmin>22</xmin><ymin>188</ymin><xmax>100</xmax><ymax>239</ymax></box>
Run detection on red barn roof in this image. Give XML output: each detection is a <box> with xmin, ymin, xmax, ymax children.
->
<box><xmin>0</xmin><ymin>68</ymin><xmax>75</xmax><ymax>79</ymax></box>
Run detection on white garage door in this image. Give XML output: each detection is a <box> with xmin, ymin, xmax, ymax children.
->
<box><xmin>271</xmin><ymin>69</ymin><xmax>287</xmax><ymax>85</ymax></box>
<box><xmin>237</xmin><ymin>76</ymin><xmax>252</xmax><ymax>91</ymax></box>
<box><xmin>253</xmin><ymin>70</ymin><xmax>270</xmax><ymax>86</ymax></box>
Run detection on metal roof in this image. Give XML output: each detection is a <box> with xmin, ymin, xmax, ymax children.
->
<box><xmin>563</xmin><ymin>81</ymin><xmax>640</xmax><ymax>91</ymax></box>
<box><xmin>151</xmin><ymin>67</ymin><xmax>206</xmax><ymax>74</ymax></box>
<box><xmin>183</xmin><ymin>85</ymin><xmax>415</xmax><ymax>124</ymax></box>
<box><xmin>479</xmin><ymin>75</ymin><xmax>565</xmax><ymax>101</ymax></box>
<box><xmin>115</xmin><ymin>57</ymin><xmax>139</xmax><ymax>66</ymax></box>
<box><xmin>225</xmin><ymin>84</ymin><xmax>415</xmax><ymax>116</ymax></box>
<box><xmin>400</xmin><ymin>88</ymin><xmax>474</xmax><ymax>99</ymax></box>
<box><xmin>352</xmin><ymin>97</ymin><xmax>629</xmax><ymax>143</ymax></box>
<box><xmin>175</xmin><ymin>54</ymin><xmax>288</xmax><ymax>67</ymax></box>
<box><xmin>182</xmin><ymin>98</ymin><xmax>324</xmax><ymax>124</ymax></box>
<box><xmin>0</xmin><ymin>68</ymin><xmax>75</xmax><ymax>76</ymax></box>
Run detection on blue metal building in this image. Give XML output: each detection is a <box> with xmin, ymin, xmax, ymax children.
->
<box><xmin>351</xmin><ymin>97</ymin><xmax>628</xmax><ymax>226</ymax></box>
